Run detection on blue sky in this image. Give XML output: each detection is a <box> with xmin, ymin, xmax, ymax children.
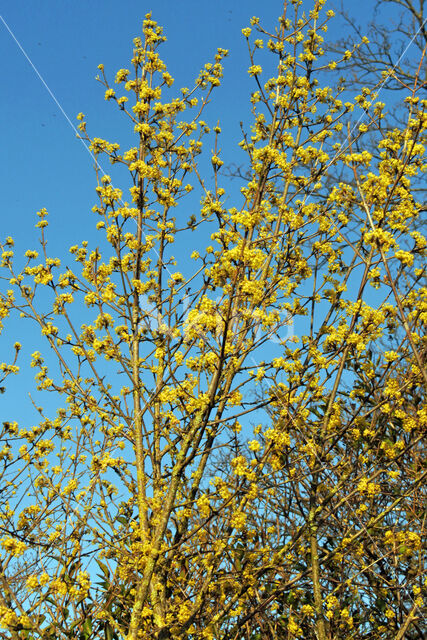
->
<box><xmin>0</xmin><ymin>0</ymin><xmax>409</xmax><ymax>424</ymax></box>
<box><xmin>1</xmin><ymin>0</ymin><xmax>284</xmax><ymax>252</ymax></box>
<box><xmin>1</xmin><ymin>0</ymin><xmax>379</xmax><ymax>252</ymax></box>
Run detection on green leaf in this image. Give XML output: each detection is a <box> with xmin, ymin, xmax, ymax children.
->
<box><xmin>105</xmin><ymin>622</ymin><xmax>114</xmax><ymax>640</ymax></box>
<box><xmin>96</xmin><ymin>559</ymin><xmax>111</xmax><ymax>578</ymax></box>
<box><xmin>82</xmin><ymin>617</ymin><xmax>93</xmax><ymax>639</ymax></box>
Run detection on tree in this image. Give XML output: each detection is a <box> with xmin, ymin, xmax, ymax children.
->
<box><xmin>0</xmin><ymin>1</ymin><xmax>426</xmax><ymax>639</ymax></box>
<box><xmin>317</xmin><ymin>0</ymin><xmax>427</xmax><ymax>370</ymax></box>
<box><xmin>330</xmin><ymin>0</ymin><xmax>426</xmax><ymax>99</ymax></box>
<box><xmin>327</xmin><ymin>0</ymin><xmax>427</xmax><ymax>204</ymax></box>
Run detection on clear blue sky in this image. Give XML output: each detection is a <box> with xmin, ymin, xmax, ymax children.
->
<box><xmin>0</xmin><ymin>0</ymin><xmax>407</xmax><ymax>423</ymax></box>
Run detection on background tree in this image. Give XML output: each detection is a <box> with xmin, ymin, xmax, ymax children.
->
<box><xmin>331</xmin><ymin>0</ymin><xmax>426</xmax><ymax>98</ymax></box>
<box><xmin>0</xmin><ymin>1</ymin><xmax>426</xmax><ymax>639</ymax></box>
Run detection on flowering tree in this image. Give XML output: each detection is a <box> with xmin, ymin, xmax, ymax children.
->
<box><xmin>0</xmin><ymin>1</ymin><xmax>425</xmax><ymax>639</ymax></box>
<box><xmin>327</xmin><ymin>0</ymin><xmax>427</xmax><ymax>209</ymax></box>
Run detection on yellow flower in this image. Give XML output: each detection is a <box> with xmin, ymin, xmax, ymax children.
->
<box><xmin>288</xmin><ymin>616</ymin><xmax>301</xmax><ymax>636</ymax></box>
<box><xmin>26</xmin><ymin>575</ymin><xmax>39</xmax><ymax>590</ymax></box>
<box><xmin>115</xmin><ymin>68</ymin><xmax>130</xmax><ymax>83</ymax></box>
<box><xmin>230</xmin><ymin>511</ymin><xmax>247</xmax><ymax>530</ymax></box>
<box><xmin>394</xmin><ymin>250</ymin><xmax>414</xmax><ymax>266</ymax></box>
<box><xmin>248</xmin><ymin>65</ymin><xmax>262</xmax><ymax>76</ymax></box>
<box><xmin>0</xmin><ymin>537</ymin><xmax>27</xmax><ymax>556</ymax></box>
